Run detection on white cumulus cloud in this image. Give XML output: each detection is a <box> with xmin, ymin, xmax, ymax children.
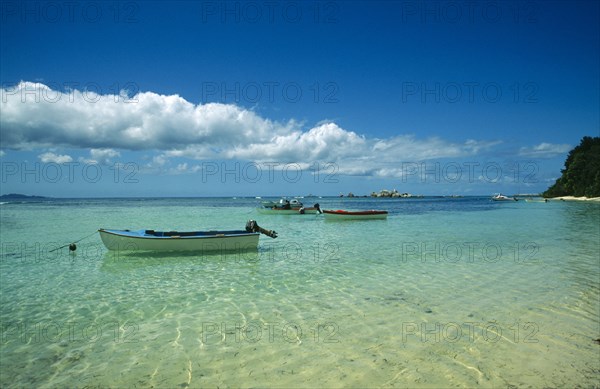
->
<box><xmin>1</xmin><ymin>81</ymin><xmax>290</xmax><ymax>151</ymax></box>
<box><xmin>38</xmin><ymin>152</ymin><xmax>73</xmax><ymax>164</ymax></box>
<box><xmin>89</xmin><ymin>148</ymin><xmax>121</xmax><ymax>164</ymax></box>
<box><xmin>2</xmin><ymin>81</ymin><xmax>503</xmax><ymax>177</ymax></box>
<box><xmin>519</xmin><ymin>142</ymin><xmax>571</xmax><ymax>158</ymax></box>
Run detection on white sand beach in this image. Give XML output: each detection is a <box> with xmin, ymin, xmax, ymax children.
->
<box><xmin>551</xmin><ymin>196</ymin><xmax>600</xmax><ymax>202</ymax></box>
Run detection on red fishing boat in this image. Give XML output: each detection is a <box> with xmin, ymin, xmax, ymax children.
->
<box><xmin>322</xmin><ymin>209</ymin><xmax>388</xmax><ymax>220</ymax></box>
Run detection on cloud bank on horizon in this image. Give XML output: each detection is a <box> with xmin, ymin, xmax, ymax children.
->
<box><xmin>0</xmin><ymin>82</ymin><xmax>570</xmax><ymax>181</ymax></box>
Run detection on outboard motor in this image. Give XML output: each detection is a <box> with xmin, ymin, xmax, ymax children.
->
<box><xmin>245</xmin><ymin>220</ymin><xmax>278</xmax><ymax>238</ymax></box>
<box><xmin>313</xmin><ymin>203</ymin><xmax>322</xmax><ymax>214</ymax></box>
<box><xmin>245</xmin><ymin>220</ymin><xmax>258</xmax><ymax>232</ymax></box>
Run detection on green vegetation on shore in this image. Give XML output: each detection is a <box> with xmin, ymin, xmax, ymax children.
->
<box><xmin>543</xmin><ymin>136</ymin><xmax>600</xmax><ymax>198</ymax></box>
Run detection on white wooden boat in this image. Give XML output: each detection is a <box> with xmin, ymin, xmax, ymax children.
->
<box><xmin>98</xmin><ymin>220</ymin><xmax>276</xmax><ymax>252</ymax></box>
<box><xmin>491</xmin><ymin>193</ymin><xmax>518</xmax><ymax>201</ymax></box>
<box><xmin>322</xmin><ymin>209</ymin><xmax>388</xmax><ymax>220</ymax></box>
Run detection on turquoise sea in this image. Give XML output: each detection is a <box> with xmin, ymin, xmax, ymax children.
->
<box><xmin>1</xmin><ymin>196</ymin><xmax>598</xmax><ymax>388</ymax></box>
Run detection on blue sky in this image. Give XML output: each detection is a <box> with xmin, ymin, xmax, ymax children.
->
<box><xmin>1</xmin><ymin>0</ymin><xmax>598</xmax><ymax>197</ymax></box>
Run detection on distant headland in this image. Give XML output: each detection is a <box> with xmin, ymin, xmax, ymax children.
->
<box><xmin>543</xmin><ymin>136</ymin><xmax>600</xmax><ymax>198</ymax></box>
<box><xmin>0</xmin><ymin>193</ymin><xmax>49</xmax><ymax>200</ymax></box>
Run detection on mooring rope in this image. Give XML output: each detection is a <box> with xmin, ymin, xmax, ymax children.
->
<box><xmin>48</xmin><ymin>230</ymin><xmax>99</xmax><ymax>252</ymax></box>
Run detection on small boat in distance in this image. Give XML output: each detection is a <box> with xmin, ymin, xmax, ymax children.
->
<box><xmin>322</xmin><ymin>209</ymin><xmax>388</xmax><ymax>220</ymax></box>
<box><xmin>98</xmin><ymin>220</ymin><xmax>277</xmax><ymax>252</ymax></box>
<box><xmin>525</xmin><ymin>198</ymin><xmax>549</xmax><ymax>203</ymax></box>
<box><xmin>258</xmin><ymin>198</ymin><xmax>322</xmax><ymax>215</ymax></box>
<box><xmin>491</xmin><ymin>193</ymin><xmax>518</xmax><ymax>201</ymax></box>
<box><xmin>260</xmin><ymin>198</ymin><xmax>302</xmax><ymax>208</ymax></box>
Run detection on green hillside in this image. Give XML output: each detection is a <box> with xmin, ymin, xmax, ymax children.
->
<box><xmin>543</xmin><ymin>136</ymin><xmax>600</xmax><ymax>198</ymax></box>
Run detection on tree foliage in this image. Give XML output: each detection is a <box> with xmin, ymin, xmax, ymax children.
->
<box><xmin>543</xmin><ymin>136</ymin><xmax>600</xmax><ymax>198</ymax></box>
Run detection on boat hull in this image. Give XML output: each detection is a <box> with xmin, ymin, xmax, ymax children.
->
<box><xmin>492</xmin><ymin>197</ymin><xmax>517</xmax><ymax>201</ymax></box>
<box><xmin>257</xmin><ymin>207</ymin><xmax>321</xmax><ymax>215</ymax></box>
<box><xmin>98</xmin><ymin>229</ymin><xmax>260</xmax><ymax>252</ymax></box>
<box><xmin>491</xmin><ymin>194</ymin><xmax>517</xmax><ymax>201</ymax></box>
<box><xmin>323</xmin><ymin>210</ymin><xmax>388</xmax><ymax>220</ymax></box>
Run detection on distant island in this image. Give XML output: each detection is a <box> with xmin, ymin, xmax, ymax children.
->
<box><xmin>338</xmin><ymin>190</ymin><xmax>424</xmax><ymax>198</ymax></box>
<box><xmin>543</xmin><ymin>136</ymin><xmax>600</xmax><ymax>198</ymax></box>
<box><xmin>0</xmin><ymin>193</ymin><xmax>49</xmax><ymax>199</ymax></box>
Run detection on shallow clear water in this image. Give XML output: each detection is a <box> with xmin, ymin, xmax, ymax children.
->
<box><xmin>1</xmin><ymin>197</ymin><xmax>598</xmax><ymax>387</ymax></box>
